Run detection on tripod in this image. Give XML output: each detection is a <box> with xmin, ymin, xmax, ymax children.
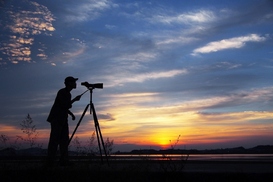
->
<box><xmin>69</xmin><ymin>88</ymin><xmax>109</xmax><ymax>165</ymax></box>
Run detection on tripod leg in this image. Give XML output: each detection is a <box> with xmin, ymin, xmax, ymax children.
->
<box><xmin>68</xmin><ymin>104</ymin><xmax>90</xmax><ymax>145</ymax></box>
<box><xmin>91</xmin><ymin>103</ymin><xmax>109</xmax><ymax>166</ymax></box>
<box><xmin>94</xmin><ymin>120</ymin><xmax>103</xmax><ymax>160</ymax></box>
<box><xmin>96</xmin><ymin>121</ymin><xmax>110</xmax><ymax>166</ymax></box>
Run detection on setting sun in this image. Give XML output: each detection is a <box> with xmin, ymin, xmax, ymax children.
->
<box><xmin>155</xmin><ymin>138</ymin><xmax>170</xmax><ymax>149</ymax></box>
<box><xmin>148</xmin><ymin>131</ymin><xmax>175</xmax><ymax>149</ymax></box>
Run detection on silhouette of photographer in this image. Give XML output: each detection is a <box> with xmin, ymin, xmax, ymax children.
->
<box><xmin>46</xmin><ymin>76</ymin><xmax>81</xmax><ymax>166</ymax></box>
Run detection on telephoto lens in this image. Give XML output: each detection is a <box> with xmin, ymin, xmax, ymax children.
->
<box><xmin>81</xmin><ymin>82</ymin><xmax>103</xmax><ymax>89</ymax></box>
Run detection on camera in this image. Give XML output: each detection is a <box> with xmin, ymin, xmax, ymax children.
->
<box><xmin>81</xmin><ymin>82</ymin><xmax>103</xmax><ymax>89</ymax></box>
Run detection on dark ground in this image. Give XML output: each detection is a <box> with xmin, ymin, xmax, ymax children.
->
<box><xmin>2</xmin><ymin>169</ymin><xmax>273</xmax><ymax>182</ymax></box>
<box><xmin>1</xmin><ymin>158</ymin><xmax>273</xmax><ymax>182</ymax></box>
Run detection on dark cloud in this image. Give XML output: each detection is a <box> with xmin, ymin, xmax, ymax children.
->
<box><xmin>210</xmin><ymin>0</ymin><xmax>273</xmax><ymax>32</ymax></box>
<box><xmin>98</xmin><ymin>113</ymin><xmax>115</xmax><ymax>121</ymax></box>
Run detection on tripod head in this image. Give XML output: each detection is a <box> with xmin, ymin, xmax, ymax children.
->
<box><xmin>80</xmin><ymin>82</ymin><xmax>103</xmax><ymax>112</ymax></box>
<box><xmin>81</xmin><ymin>82</ymin><xmax>103</xmax><ymax>89</ymax></box>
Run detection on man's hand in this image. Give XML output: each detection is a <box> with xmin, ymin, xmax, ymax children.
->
<box><xmin>68</xmin><ymin>110</ymin><xmax>76</xmax><ymax>120</ymax></box>
<box><xmin>71</xmin><ymin>95</ymin><xmax>81</xmax><ymax>104</ymax></box>
<box><xmin>74</xmin><ymin>95</ymin><xmax>81</xmax><ymax>101</ymax></box>
<box><xmin>71</xmin><ymin>114</ymin><xmax>76</xmax><ymax>120</ymax></box>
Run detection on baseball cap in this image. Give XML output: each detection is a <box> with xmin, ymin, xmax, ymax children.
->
<box><xmin>65</xmin><ymin>76</ymin><xmax>78</xmax><ymax>83</ymax></box>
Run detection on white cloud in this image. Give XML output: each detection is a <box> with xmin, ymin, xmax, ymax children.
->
<box><xmin>105</xmin><ymin>69</ymin><xmax>188</xmax><ymax>87</ymax></box>
<box><xmin>155</xmin><ymin>35</ymin><xmax>198</xmax><ymax>46</ymax></box>
<box><xmin>192</xmin><ymin>34</ymin><xmax>267</xmax><ymax>55</ymax></box>
<box><xmin>65</xmin><ymin>0</ymin><xmax>117</xmax><ymax>22</ymax></box>
<box><xmin>116</xmin><ymin>52</ymin><xmax>157</xmax><ymax>62</ymax></box>
<box><xmin>150</xmin><ymin>9</ymin><xmax>216</xmax><ymax>25</ymax></box>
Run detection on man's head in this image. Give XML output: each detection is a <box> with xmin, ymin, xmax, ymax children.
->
<box><xmin>65</xmin><ymin>76</ymin><xmax>78</xmax><ymax>89</ymax></box>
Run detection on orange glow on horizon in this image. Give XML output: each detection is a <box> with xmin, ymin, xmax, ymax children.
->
<box><xmin>1</xmin><ymin>108</ymin><xmax>273</xmax><ymax>150</ymax></box>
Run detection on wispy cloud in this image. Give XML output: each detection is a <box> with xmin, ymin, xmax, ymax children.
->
<box><xmin>105</xmin><ymin>69</ymin><xmax>188</xmax><ymax>87</ymax></box>
<box><xmin>116</xmin><ymin>51</ymin><xmax>157</xmax><ymax>62</ymax></box>
<box><xmin>64</xmin><ymin>0</ymin><xmax>117</xmax><ymax>22</ymax></box>
<box><xmin>177</xmin><ymin>86</ymin><xmax>273</xmax><ymax>112</ymax></box>
<box><xmin>155</xmin><ymin>35</ymin><xmax>198</xmax><ymax>46</ymax></box>
<box><xmin>106</xmin><ymin>86</ymin><xmax>273</xmax><ymax>114</ymax></box>
<box><xmin>192</xmin><ymin>34</ymin><xmax>267</xmax><ymax>56</ymax></box>
<box><xmin>150</xmin><ymin>9</ymin><xmax>216</xmax><ymax>25</ymax></box>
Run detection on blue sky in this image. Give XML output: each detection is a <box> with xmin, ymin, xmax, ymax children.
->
<box><xmin>0</xmin><ymin>0</ymin><xmax>273</xmax><ymax>151</ymax></box>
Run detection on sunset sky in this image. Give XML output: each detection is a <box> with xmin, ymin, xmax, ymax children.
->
<box><xmin>0</xmin><ymin>0</ymin><xmax>273</xmax><ymax>151</ymax></box>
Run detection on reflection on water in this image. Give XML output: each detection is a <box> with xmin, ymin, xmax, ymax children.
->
<box><xmin>188</xmin><ymin>154</ymin><xmax>273</xmax><ymax>161</ymax></box>
<box><xmin>111</xmin><ymin>154</ymin><xmax>273</xmax><ymax>161</ymax></box>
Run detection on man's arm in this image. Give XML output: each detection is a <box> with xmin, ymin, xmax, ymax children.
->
<box><xmin>71</xmin><ymin>95</ymin><xmax>81</xmax><ymax>104</ymax></box>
